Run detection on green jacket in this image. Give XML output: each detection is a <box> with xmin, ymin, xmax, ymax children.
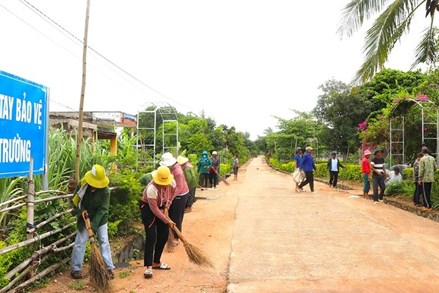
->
<box><xmin>76</xmin><ymin>185</ymin><xmax>110</xmax><ymax>232</ymax></box>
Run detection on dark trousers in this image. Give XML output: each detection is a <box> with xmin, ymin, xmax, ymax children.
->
<box><xmin>185</xmin><ymin>187</ymin><xmax>197</xmax><ymax>208</ymax></box>
<box><xmin>209</xmin><ymin>172</ymin><xmax>218</xmax><ymax>188</ymax></box>
<box><xmin>200</xmin><ymin>173</ymin><xmax>209</xmax><ymax>188</ymax></box>
<box><xmin>169</xmin><ymin>192</ymin><xmax>188</xmax><ymax>233</ymax></box>
<box><xmin>372</xmin><ymin>174</ymin><xmax>386</xmax><ymax>201</ymax></box>
<box><xmin>413</xmin><ymin>182</ymin><xmax>423</xmax><ymax>205</ymax></box>
<box><xmin>421</xmin><ymin>182</ymin><xmax>432</xmax><ymax>208</ymax></box>
<box><xmin>329</xmin><ymin>171</ymin><xmax>339</xmax><ymax>187</ymax></box>
<box><xmin>141</xmin><ymin>204</ymin><xmax>169</xmax><ymax>267</ymax></box>
<box><xmin>298</xmin><ymin>171</ymin><xmax>314</xmax><ymax>192</ymax></box>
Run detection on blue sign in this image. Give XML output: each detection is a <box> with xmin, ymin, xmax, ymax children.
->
<box><xmin>0</xmin><ymin>70</ymin><xmax>48</xmax><ymax>178</ymax></box>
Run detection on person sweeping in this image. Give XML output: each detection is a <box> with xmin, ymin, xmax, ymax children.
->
<box><xmin>70</xmin><ymin>164</ymin><xmax>115</xmax><ymax>280</ymax></box>
<box><xmin>141</xmin><ymin>166</ymin><xmax>177</xmax><ymax>279</ymax></box>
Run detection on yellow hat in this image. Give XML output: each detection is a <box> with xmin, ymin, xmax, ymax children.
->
<box><xmin>152</xmin><ymin>166</ymin><xmax>174</xmax><ymax>185</ymax></box>
<box><xmin>177</xmin><ymin>155</ymin><xmax>189</xmax><ymax>165</ymax></box>
<box><xmin>84</xmin><ymin>164</ymin><xmax>109</xmax><ymax>188</ymax></box>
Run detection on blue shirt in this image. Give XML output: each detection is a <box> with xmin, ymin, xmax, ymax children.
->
<box><xmin>294</xmin><ymin>154</ymin><xmax>303</xmax><ymax>169</ymax></box>
<box><xmin>299</xmin><ymin>153</ymin><xmax>316</xmax><ymax>172</ymax></box>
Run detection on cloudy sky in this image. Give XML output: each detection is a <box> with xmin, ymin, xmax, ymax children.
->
<box><xmin>0</xmin><ymin>0</ymin><xmax>429</xmax><ymax>139</ymax></box>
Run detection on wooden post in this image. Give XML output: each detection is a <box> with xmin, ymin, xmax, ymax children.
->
<box><xmin>74</xmin><ymin>0</ymin><xmax>91</xmax><ymax>182</ymax></box>
<box><xmin>26</xmin><ymin>158</ymin><xmax>35</xmax><ymax>240</ymax></box>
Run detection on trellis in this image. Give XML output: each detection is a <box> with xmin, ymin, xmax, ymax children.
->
<box><xmin>136</xmin><ymin>102</ymin><xmax>179</xmax><ymax>169</ymax></box>
<box><xmin>389</xmin><ymin>99</ymin><xmax>438</xmax><ymax>167</ymax></box>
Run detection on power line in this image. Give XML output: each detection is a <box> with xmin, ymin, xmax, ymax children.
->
<box><xmin>7</xmin><ymin>0</ymin><xmax>197</xmax><ymax>113</ymax></box>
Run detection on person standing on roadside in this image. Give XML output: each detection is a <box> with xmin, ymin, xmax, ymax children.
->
<box><xmin>297</xmin><ymin>146</ymin><xmax>316</xmax><ymax>192</ymax></box>
<box><xmin>209</xmin><ymin>151</ymin><xmax>220</xmax><ymax>189</ymax></box>
<box><xmin>361</xmin><ymin>150</ymin><xmax>372</xmax><ymax>199</ymax></box>
<box><xmin>140</xmin><ymin>166</ymin><xmax>176</xmax><ymax>279</ymax></box>
<box><xmin>371</xmin><ymin>149</ymin><xmax>387</xmax><ymax>204</ymax></box>
<box><xmin>412</xmin><ymin>153</ymin><xmax>423</xmax><ymax>207</ymax></box>
<box><xmin>418</xmin><ymin>147</ymin><xmax>436</xmax><ymax>212</ymax></box>
<box><xmin>232</xmin><ymin>154</ymin><xmax>239</xmax><ymax>180</ymax></box>
<box><xmin>197</xmin><ymin>150</ymin><xmax>211</xmax><ymax>190</ymax></box>
<box><xmin>177</xmin><ymin>155</ymin><xmax>198</xmax><ymax>213</ymax></box>
<box><xmin>327</xmin><ymin>151</ymin><xmax>344</xmax><ymax>188</ymax></box>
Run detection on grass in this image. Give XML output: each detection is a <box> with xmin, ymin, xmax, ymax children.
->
<box><xmin>68</xmin><ymin>281</ymin><xmax>85</xmax><ymax>290</ymax></box>
<box><xmin>118</xmin><ymin>270</ymin><xmax>131</xmax><ymax>279</ymax></box>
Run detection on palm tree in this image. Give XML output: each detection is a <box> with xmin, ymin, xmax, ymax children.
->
<box><xmin>338</xmin><ymin>0</ymin><xmax>439</xmax><ymax>83</ymax></box>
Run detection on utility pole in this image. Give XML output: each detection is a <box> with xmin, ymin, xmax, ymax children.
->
<box><xmin>75</xmin><ymin>0</ymin><xmax>91</xmax><ymax>182</ymax></box>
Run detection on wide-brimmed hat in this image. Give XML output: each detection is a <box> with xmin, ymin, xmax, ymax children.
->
<box><xmin>202</xmin><ymin>150</ymin><xmax>208</xmax><ymax>155</ymax></box>
<box><xmin>296</xmin><ymin>147</ymin><xmax>302</xmax><ymax>153</ymax></box>
<box><xmin>177</xmin><ymin>155</ymin><xmax>189</xmax><ymax>165</ymax></box>
<box><xmin>152</xmin><ymin>166</ymin><xmax>174</xmax><ymax>185</ymax></box>
<box><xmin>160</xmin><ymin>152</ymin><xmax>177</xmax><ymax>167</ymax></box>
<box><xmin>212</xmin><ymin>151</ymin><xmax>218</xmax><ymax>155</ymax></box>
<box><xmin>331</xmin><ymin>151</ymin><xmax>337</xmax><ymax>155</ymax></box>
<box><xmin>305</xmin><ymin>146</ymin><xmax>313</xmax><ymax>151</ymax></box>
<box><xmin>363</xmin><ymin>150</ymin><xmax>372</xmax><ymax>156</ymax></box>
<box><xmin>84</xmin><ymin>164</ymin><xmax>109</xmax><ymax>188</ymax></box>
<box><xmin>374</xmin><ymin>149</ymin><xmax>383</xmax><ymax>155</ymax></box>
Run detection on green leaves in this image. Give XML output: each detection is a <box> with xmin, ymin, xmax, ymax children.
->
<box><xmin>339</xmin><ymin>0</ymin><xmax>432</xmax><ymax>83</ymax></box>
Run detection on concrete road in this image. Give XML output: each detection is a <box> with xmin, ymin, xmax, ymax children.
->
<box><xmin>227</xmin><ymin>156</ymin><xmax>439</xmax><ymax>293</ymax></box>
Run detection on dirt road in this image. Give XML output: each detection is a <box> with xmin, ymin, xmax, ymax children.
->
<box><xmin>35</xmin><ymin>156</ymin><xmax>439</xmax><ymax>292</ymax></box>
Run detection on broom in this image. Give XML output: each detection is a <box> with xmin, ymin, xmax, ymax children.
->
<box><xmin>211</xmin><ymin>168</ymin><xmax>230</xmax><ymax>186</ymax></box>
<box><xmin>82</xmin><ymin>210</ymin><xmax>111</xmax><ymax>291</ymax></box>
<box><xmin>168</xmin><ymin>221</ymin><xmax>214</xmax><ymax>268</ymax></box>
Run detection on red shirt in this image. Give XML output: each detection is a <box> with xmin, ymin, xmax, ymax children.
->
<box><xmin>361</xmin><ymin>156</ymin><xmax>371</xmax><ymax>174</ymax></box>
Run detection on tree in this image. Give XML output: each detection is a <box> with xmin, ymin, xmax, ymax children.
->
<box><xmin>338</xmin><ymin>0</ymin><xmax>439</xmax><ymax>83</ymax></box>
<box><xmin>356</xmin><ymin>69</ymin><xmax>432</xmax><ymax>161</ymax></box>
<box><xmin>268</xmin><ymin>111</ymin><xmax>324</xmax><ymax>161</ymax></box>
<box><xmin>313</xmin><ymin>79</ymin><xmax>372</xmax><ymax>156</ymax></box>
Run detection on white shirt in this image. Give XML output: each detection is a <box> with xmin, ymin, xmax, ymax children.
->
<box><xmin>331</xmin><ymin>159</ymin><xmax>338</xmax><ymax>171</ymax></box>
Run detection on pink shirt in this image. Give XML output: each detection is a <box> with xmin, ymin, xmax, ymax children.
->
<box><xmin>170</xmin><ymin>164</ymin><xmax>189</xmax><ymax>197</ymax></box>
<box><xmin>142</xmin><ymin>181</ymin><xmax>176</xmax><ymax>223</ymax></box>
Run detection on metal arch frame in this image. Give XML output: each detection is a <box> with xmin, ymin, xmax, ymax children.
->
<box><xmin>136</xmin><ymin>102</ymin><xmax>179</xmax><ymax>169</ymax></box>
<box><xmin>389</xmin><ymin>99</ymin><xmax>438</xmax><ymax>167</ymax></box>
<box><xmin>157</xmin><ymin>105</ymin><xmax>179</xmax><ymax>156</ymax></box>
<box><xmin>136</xmin><ymin>106</ymin><xmax>157</xmax><ymax>169</ymax></box>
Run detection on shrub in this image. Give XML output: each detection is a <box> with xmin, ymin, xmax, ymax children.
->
<box><xmin>384</xmin><ymin>181</ymin><xmax>406</xmax><ymax>196</ymax></box>
<box><xmin>108</xmin><ymin>171</ymin><xmax>143</xmax><ymax>236</ymax></box>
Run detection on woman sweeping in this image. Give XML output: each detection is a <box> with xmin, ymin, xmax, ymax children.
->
<box><xmin>70</xmin><ymin>164</ymin><xmax>115</xmax><ymax>280</ymax></box>
<box><xmin>140</xmin><ymin>166</ymin><xmax>176</xmax><ymax>279</ymax></box>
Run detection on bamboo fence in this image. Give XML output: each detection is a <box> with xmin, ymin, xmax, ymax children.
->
<box><xmin>0</xmin><ymin>174</ymin><xmax>77</xmax><ymax>292</ymax></box>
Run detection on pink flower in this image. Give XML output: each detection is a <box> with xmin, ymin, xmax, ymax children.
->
<box><xmin>358</xmin><ymin>121</ymin><xmax>368</xmax><ymax>130</ymax></box>
<box><xmin>416</xmin><ymin>94</ymin><xmax>428</xmax><ymax>102</ymax></box>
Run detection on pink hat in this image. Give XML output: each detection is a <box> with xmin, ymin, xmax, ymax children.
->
<box><xmin>363</xmin><ymin>150</ymin><xmax>372</xmax><ymax>156</ymax></box>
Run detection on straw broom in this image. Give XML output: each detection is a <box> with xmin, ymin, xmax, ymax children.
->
<box><xmin>82</xmin><ymin>210</ymin><xmax>111</xmax><ymax>291</ymax></box>
<box><xmin>170</xmin><ymin>225</ymin><xmax>214</xmax><ymax>268</ymax></box>
<box><xmin>169</xmin><ymin>223</ymin><xmax>214</xmax><ymax>268</ymax></box>
<box><xmin>211</xmin><ymin>168</ymin><xmax>230</xmax><ymax>186</ymax></box>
